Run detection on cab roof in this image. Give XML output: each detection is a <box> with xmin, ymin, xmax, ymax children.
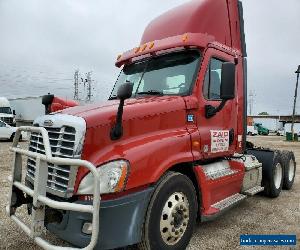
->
<box><xmin>116</xmin><ymin>0</ymin><xmax>244</xmax><ymax>67</ymax></box>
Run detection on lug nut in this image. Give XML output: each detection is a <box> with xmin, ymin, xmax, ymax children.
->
<box><xmin>175</xmin><ymin>231</ymin><xmax>179</xmax><ymax>235</ymax></box>
<box><xmin>180</xmin><ymin>229</ymin><xmax>183</xmax><ymax>233</ymax></box>
<box><xmin>183</xmin><ymin>222</ymin><xmax>187</xmax><ymax>226</ymax></box>
<box><xmin>184</xmin><ymin>215</ymin><xmax>188</xmax><ymax>219</ymax></box>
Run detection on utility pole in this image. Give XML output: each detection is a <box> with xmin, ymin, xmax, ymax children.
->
<box><xmin>85</xmin><ymin>72</ymin><xmax>93</xmax><ymax>102</ymax></box>
<box><xmin>249</xmin><ymin>90</ymin><xmax>255</xmax><ymax>115</ymax></box>
<box><xmin>74</xmin><ymin>70</ymin><xmax>80</xmax><ymax>100</ymax></box>
<box><xmin>291</xmin><ymin>65</ymin><xmax>300</xmax><ymax>141</ymax></box>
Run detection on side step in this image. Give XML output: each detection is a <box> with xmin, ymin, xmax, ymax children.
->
<box><xmin>212</xmin><ymin>193</ymin><xmax>247</xmax><ymax>210</ymax></box>
<box><xmin>242</xmin><ymin>186</ymin><xmax>264</xmax><ymax>196</ymax></box>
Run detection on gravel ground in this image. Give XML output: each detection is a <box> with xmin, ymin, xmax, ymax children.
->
<box><xmin>0</xmin><ymin>136</ymin><xmax>299</xmax><ymax>250</ymax></box>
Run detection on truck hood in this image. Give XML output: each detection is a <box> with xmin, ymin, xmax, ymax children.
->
<box><xmin>60</xmin><ymin>96</ymin><xmax>187</xmax><ymax>128</ymax></box>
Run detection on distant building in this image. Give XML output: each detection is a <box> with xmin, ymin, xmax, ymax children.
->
<box><xmin>248</xmin><ymin>115</ymin><xmax>300</xmax><ymax>133</ymax></box>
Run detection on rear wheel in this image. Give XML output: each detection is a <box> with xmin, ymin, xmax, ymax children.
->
<box><xmin>9</xmin><ymin>133</ymin><xmax>15</xmax><ymax>142</ymax></box>
<box><xmin>138</xmin><ymin>172</ymin><xmax>197</xmax><ymax>250</ymax></box>
<box><xmin>10</xmin><ymin>133</ymin><xmax>22</xmax><ymax>142</ymax></box>
<box><xmin>263</xmin><ymin>151</ymin><xmax>283</xmax><ymax>198</ymax></box>
<box><xmin>281</xmin><ymin>151</ymin><xmax>296</xmax><ymax>190</ymax></box>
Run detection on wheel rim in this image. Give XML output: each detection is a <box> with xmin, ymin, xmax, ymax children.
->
<box><xmin>274</xmin><ymin>163</ymin><xmax>283</xmax><ymax>189</ymax></box>
<box><xmin>288</xmin><ymin>159</ymin><xmax>295</xmax><ymax>182</ymax></box>
<box><xmin>160</xmin><ymin>192</ymin><xmax>189</xmax><ymax>245</ymax></box>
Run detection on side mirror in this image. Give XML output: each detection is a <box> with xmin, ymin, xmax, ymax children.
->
<box><xmin>205</xmin><ymin>62</ymin><xmax>235</xmax><ymax>119</ymax></box>
<box><xmin>42</xmin><ymin>94</ymin><xmax>55</xmax><ymax>114</ymax></box>
<box><xmin>13</xmin><ymin>110</ymin><xmax>16</xmax><ymax>115</ymax></box>
<box><xmin>117</xmin><ymin>82</ymin><xmax>133</xmax><ymax>100</ymax></box>
<box><xmin>110</xmin><ymin>82</ymin><xmax>133</xmax><ymax>140</ymax></box>
<box><xmin>220</xmin><ymin>62</ymin><xmax>235</xmax><ymax>100</ymax></box>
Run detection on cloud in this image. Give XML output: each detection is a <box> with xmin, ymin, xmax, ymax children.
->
<box><xmin>0</xmin><ymin>0</ymin><xmax>299</xmax><ymax>115</ymax></box>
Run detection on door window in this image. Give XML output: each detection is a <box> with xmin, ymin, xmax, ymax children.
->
<box><xmin>203</xmin><ymin>58</ymin><xmax>223</xmax><ymax>100</ymax></box>
<box><xmin>0</xmin><ymin>121</ymin><xmax>5</xmax><ymax>127</ymax></box>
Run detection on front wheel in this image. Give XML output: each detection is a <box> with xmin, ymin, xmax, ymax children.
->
<box><xmin>10</xmin><ymin>133</ymin><xmax>22</xmax><ymax>142</ymax></box>
<box><xmin>138</xmin><ymin>172</ymin><xmax>198</xmax><ymax>250</ymax></box>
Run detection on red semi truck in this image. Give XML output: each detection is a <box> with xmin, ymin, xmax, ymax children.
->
<box><xmin>7</xmin><ymin>0</ymin><xmax>296</xmax><ymax>249</ymax></box>
<box><xmin>42</xmin><ymin>94</ymin><xmax>79</xmax><ymax>114</ymax></box>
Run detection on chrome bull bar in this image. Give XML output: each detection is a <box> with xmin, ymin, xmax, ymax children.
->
<box><xmin>6</xmin><ymin>127</ymin><xmax>101</xmax><ymax>250</ymax></box>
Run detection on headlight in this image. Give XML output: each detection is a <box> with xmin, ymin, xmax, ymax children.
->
<box><xmin>77</xmin><ymin>160</ymin><xmax>129</xmax><ymax>195</ymax></box>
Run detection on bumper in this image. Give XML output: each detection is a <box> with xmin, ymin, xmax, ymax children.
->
<box><xmin>47</xmin><ymin>188</ymin><xmax>154</xmax><ymax>250</ymax></box>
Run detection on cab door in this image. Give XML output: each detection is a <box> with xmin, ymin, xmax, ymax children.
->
<box><xmin>197</xmin><ymin>48</ymin><xmax>238</xmax><ymax>159</ymax></box>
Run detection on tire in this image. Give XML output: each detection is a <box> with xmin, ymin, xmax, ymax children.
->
<box><xmin>281</xmin><ymin>151</ymin><xmax>296</xmax><ymax>190</ymax></box>
<box><xmin>138</xmin><ymin>172</ymin><xmax>198</xmax><ymax>250</ymax></box>
<box><xmin>10</xmin><ymin>133</ymin><xmax>22</xmax><ymax>142</ymax></box>
<box><xmin>263</xmin><ymin>150</ymin><xmax>284</xmax><ymax>198</ymax></box>
<box><xmin>9</xmin><ymin>133</ymin><xmax>15</xmax><ymax>142</ymax></box>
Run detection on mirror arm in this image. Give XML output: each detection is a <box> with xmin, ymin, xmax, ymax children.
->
<box><xmin>110</xmin><ymin>99</ymin><xmax>125</xmax><ymax>140</ymax></box>
<box><xmin>205</xmin><ymin>100</ymin><xmax>227</xmax><ymax>119</ymax></box>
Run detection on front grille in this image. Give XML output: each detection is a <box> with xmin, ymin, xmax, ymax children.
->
<box><xmin>26</xmin><ymin>126</ymin><xmax>79</xmax><ymax>197</ymax></box>
<box><xmin>0</xmin><ymin>117</ymin><xmax>13</xmax><ymax>125</ymax></box>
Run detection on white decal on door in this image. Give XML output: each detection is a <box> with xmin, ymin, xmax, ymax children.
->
<box><xmin>210</xmin><ymin>130</ymin><xmax>229</xmax><ymax>153</ymax></box>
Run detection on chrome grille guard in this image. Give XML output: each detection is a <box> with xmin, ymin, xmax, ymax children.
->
<box><xmin>6</xmin><ymin>127</ymin><xmax>101</xmax><ymax>250</ymax></box>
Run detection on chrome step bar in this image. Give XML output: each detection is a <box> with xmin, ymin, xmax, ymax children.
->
<box><xmin>212</xmin><ymin>193</ymin><xmax>247</xmax><ymax>210</ymax></box>
<box><xmin>242</xmin><ymin>186</ymin><xmax>264</xmax><ymax>196</ymax></box>
<box><xmin>6</xmin><ymin>126</ymin><xmax>101</xmax><ymax>250</ymax></box>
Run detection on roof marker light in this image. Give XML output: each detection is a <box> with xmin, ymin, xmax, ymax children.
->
<box><xmin>141</xmin><ymin>44</ymin><xmax>147</xmax><ymax>52</ymax></box>
<box><xmin>117</xmin><ymin>54</ymin><xmax>122</xmax><ymax>60</ymax></box>
<box><xmin>134</xmin><ymin>47</ymin><xmax>140</xmax><ymax>53</ymax></box>
<box><xmin>149</xmin><ymin>41</ymin><xmax>155</xmax><ymax>49</ymax></box>
<box><xmin>182</xmin><ymin>33</ymin><xmax>188</xmax><ymax>42</ymax></box>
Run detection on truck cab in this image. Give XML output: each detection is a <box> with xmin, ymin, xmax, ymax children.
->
<box><xmin>6</xmin><ymin>1</ymin><xmax>296</xmax><ymax>250</ymax></box>
<box><xmin>0</xmin><ymin>97</ymin><xmax>15</xmax><ymax>126</ymax></box>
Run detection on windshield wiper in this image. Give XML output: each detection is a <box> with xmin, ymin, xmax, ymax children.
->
<box><xmin>137</xmin><ymin>90</ymin><xmax>164</xmax><ymax>96</ymax></box>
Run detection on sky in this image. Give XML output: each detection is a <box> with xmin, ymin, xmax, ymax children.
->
<box><xmin>0</xmin><ymin>0</ymin><xmax>299</xmax><ymax>115</ymax></box>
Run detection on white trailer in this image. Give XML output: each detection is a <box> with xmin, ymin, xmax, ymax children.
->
<box><xmin>9</xmin><ymin>96</ymin><xmax>44</xmax><ymax>126</ymax></box>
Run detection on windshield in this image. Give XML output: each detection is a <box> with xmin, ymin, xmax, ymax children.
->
<box><xmin>110</xmin><ymin>50</ymin><xmax>201</xmax><ymax>99</ymax></box>
<box><xmin>0</xmin><ymin>107</ymin><xmax>12</xmax><ymax>114</ymax></box>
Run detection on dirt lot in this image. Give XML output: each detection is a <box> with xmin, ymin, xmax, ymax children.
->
<box><xmin>0</xmin><ymin>136</ymin><xmax>299</xmax><ymax>250</ymax></box>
